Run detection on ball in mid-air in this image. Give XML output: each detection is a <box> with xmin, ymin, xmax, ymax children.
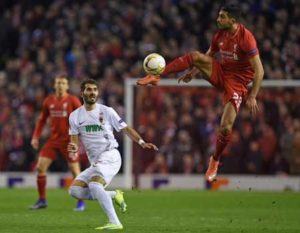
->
<box><xmin>143</xmin><ymin>53</ymin><xmax>166</xmax><ymax>75</ymax></box>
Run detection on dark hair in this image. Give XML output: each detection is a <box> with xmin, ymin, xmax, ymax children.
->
<box><xmin>221</xmin><ymin>2</ymin><xmax>242</xmax><ymax>20</ymax></box>
<box><xmin>80</xmin><ymin>79</ymin><xmax>98</xmax><ymax>92</ymax></box>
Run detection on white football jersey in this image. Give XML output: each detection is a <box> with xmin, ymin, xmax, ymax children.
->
<box><xmin>69</xmin><ymin>103</ymin><xmax>127</xmax><ymax>163</ymax></box>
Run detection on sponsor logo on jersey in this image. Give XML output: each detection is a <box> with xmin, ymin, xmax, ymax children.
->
<box><xmin>79</xmin><ymin>120</ymin><xmax>86</xmax><ymax>125</ymax></box>
<box><xmin>85</xmin><ymin>124</ymin><xmax>104</xmax><ymax>132</ymax></box>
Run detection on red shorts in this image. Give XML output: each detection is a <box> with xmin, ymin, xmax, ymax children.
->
<box><xmin>39</xmin><ymin>140</ymin><xmax>79</xmax><ymax>163</ymax></box>
<box><xmin>209</xmin><ymin>60</ymin><xmax>249</xmax><ymax>112</ymax></box>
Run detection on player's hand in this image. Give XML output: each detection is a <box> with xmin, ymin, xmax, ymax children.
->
<box><xmin>141</xmin><ymin>142</ymin><xmax>159</xmax><ymax>151</ymax></box>
<box><xmin>31</xmin><ymin>138</ymin><xmax>39</xmax><ymax>150</ymax></box>
<box><xmin>68</xmin><ymin>142</ymin><xmax>79</xmax><ymax>160</ymax></box>
<box><xmin>178</xmin><ymin>71</ymin><xmax>194</xmax><ymax>84</ymax></box>
<box><xmin>246</xmin><ymin>96</ymin><xmax>259</xmax><ymax>115</ymax></box>
<box><xmin>68</xmin><ymin>142</ymin><xmax>78</xmax><ymax>153</ymax></box>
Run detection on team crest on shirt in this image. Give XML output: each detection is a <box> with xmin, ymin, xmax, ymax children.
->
<box><xmin>99</xmin><ymin>112</ymin><xmax>104</xmax><ymax>124</ymax></box>
<box><xmin>63</xmin><ymin>102</ymin><xmax>68</xmax><ymax>109</ymax></box>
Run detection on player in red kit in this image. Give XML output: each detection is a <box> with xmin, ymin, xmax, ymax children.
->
<box><xmin>30</xmin><ymin>75</ymin><xmax>86</xmax><ymax>211</ymax></box>
<box><xmin>137</xmin><ymin>3</ymin><xmax>264</xmax><ymax>182</ymax></box>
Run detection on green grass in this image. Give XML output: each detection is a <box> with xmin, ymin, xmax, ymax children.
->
<box><xmin>0</xmin><ymin>188</ymin><xmax>299</xmax><ymax>233</ymax></box>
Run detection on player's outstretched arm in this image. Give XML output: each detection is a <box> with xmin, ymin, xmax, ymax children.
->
<box><xmin>246</xmin><ymin>54</ymin><xmax>264</xmax><ymax>115</ymax></box>
<box><xmin>122</xmin><ymin>127</ymin><xmax>158</xmax><ymax>151</ymax></box>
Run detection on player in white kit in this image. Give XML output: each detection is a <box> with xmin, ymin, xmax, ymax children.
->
<box><xmin>68</xmin><ymin>79</ymin><xmax>158</xmax><ymax>231</ymax></box>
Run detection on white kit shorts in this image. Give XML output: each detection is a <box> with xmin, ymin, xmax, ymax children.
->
<box><xmin>76</xmin><ymin>149</ymin><xmax>122</xmax><ymax>187</ymax></box>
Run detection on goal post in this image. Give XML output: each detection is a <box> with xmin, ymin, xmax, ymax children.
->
<box><xmin>123</xmin><ymin>79</ymin><xmax>300</xmax><ymax>189</ymax></box>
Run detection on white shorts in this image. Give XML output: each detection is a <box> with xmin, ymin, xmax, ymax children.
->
<box><xmin>75</xmin><ymin>149</ymin><xmax>121</xmax><ymax>187</ymax></box>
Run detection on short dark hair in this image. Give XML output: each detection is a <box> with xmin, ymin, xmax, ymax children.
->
<box><xmin>80</xmin><ymin>79</ymin><xmax>98</xmax><ymax>92</ymax></box>
<box><xmin>221</xmin><ymin>2</ymin><xmax>242</xmax><ymax>20</ymax></box>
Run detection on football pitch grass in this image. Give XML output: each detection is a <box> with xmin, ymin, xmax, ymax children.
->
<box><xmin>0</xmin><ymin>188</ymin><xmax>299</xmax><ymax>233</ymax></box>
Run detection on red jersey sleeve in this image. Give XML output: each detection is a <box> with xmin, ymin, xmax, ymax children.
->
<box><xmin>241</xmin><ymin>30</ymin><xmax>258</xmax><ymax>58</ymax></box>
<box><xmin>32</xmin><ymin>98</ymin><xmax>50</xmax><ymax>140</ymax></box>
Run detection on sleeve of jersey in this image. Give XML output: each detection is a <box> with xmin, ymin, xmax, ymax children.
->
<box><xmin>108</xmin><ymin>107</ymin><xmax>128</xmax><ymax>132</ymax></box>
<box><xmin>69</xmin><ymin>113</ymin><xmax>79</xmax><ymax>135</ymax></box>
<box><xmin>32</xmin><ymin>99</ymin><xmax>49</xmax><ymax>140</ymax></box>
<box><xmin>242</xmin><ymin>31</ymin><xmax>258</xmax><ymax>58</ymax></box>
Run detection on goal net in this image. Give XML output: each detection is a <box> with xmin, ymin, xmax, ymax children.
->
<box><xmin>123</xmin><ymin>79</ymin><xmax>300</xmax><ymax>189</ymax></box>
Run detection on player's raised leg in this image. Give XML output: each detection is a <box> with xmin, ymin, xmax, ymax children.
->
<box><xmin>137</xmin><ymin>51</ymin><xmax>213</xmax><ymax>86</ymax></box>
<box><xmin>69</xmin><ymin>181</ymin><xmax>127</xmax><ymax>213</ymax></box>
<box><xmin>89</xmin><ymin>176</ymin><xmax>123</xmax><ymax>230</ymax></box>
<box><xmin>205</xmin><ymin>102</ymin><xmax>236</xmax><ymax>182</ymax></box>
<box><xmin>30</xmin><ymin>156</ymin><xmax>52</xmax><ymax>209</ymax></box>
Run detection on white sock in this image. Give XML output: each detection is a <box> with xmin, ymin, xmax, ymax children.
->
<box><xmin>69</xmin><ymin>186</ymin><xmax>93</xmax><ymax>200</ymax></box>
<box><xmin>69</xmin><ymin>186</ymin><xmax>116</xmax><ymax>200</ymax></box>
<box><xmin>106</xmin><ymin>190</ymin><xmax>116</xmax><ymax>199</ymax></box>
<box><xmin>88</xmin><ymin>182</ymin><xmax>121</xmax><ymax>225</ymax></box>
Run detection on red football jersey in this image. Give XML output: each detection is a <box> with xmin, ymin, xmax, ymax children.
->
<box><xmin>32</xmin><ymin>94</ymin><xmax>81</xmax><ymax>143</ymax></box>
<box><xmin>210</xmin><ymin>24</ymin><xmax>259</xmax><ymax>84</ymax></box>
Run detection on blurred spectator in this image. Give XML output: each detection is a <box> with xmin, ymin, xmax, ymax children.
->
<box><xmin>145</xmin><ymin>152</ymin><xmax>169</xmax><ymax>174</ymax></box>
<box><xmin>243</xmin><ymin>141</ymin><xmax>263</xmax><ymax>174</ymax></box>
<box><xmin>289</xmin><ymin>131</ymin><xmax>300</xmax><ymax>174</ymax></box>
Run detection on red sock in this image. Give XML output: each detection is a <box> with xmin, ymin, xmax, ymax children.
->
<box><xmin>213</xmin><ymin>132</ymin><xmax>232</xmax><ymax>161</ymax></box>
<box><xmin>162</xmin><ymin>53</ymin><xmax>194</xmax><ymax>76</ymax></box>
<box><xmin>37</xmin><ymin>175</ymin><xmax>46</xmax><ymax>200</ymax></box>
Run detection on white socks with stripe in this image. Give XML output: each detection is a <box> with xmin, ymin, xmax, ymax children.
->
<box><xmin>88</xmin><ymin>182</ymin><xmax>121</xmax><ymax>225</ymax></box>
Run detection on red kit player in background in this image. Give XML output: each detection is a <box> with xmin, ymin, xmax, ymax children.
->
<box><xmin>137</xmin><ymin>2</ymin><xmax>264</xmax><ymax>182</ymax></box>
<box><xmin>30</xmin><ymin>75</ymin><xmax>85</xmax><ymax>211</ymax></box>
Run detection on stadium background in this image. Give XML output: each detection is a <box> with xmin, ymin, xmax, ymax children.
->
<box><xmin>0</xmin><ymin>0</ymin><xmax>300</xmax><ymax>182</ymax></box>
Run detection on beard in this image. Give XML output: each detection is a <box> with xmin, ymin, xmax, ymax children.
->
<box><xmin>83</xmin><ymin>94</ymin><xmax>97</xmax><ymax>105</ymax></box>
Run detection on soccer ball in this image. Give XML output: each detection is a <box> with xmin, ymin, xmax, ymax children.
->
<box><xmin>143</xmin><ymin>53</ymin><xmax>166</xmax><ymax>75</ymax></box>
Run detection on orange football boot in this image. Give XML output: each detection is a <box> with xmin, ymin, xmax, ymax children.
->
<box><xmin>136</xmin><ymin>75</ymin><xmax>160</xmax><ymax>86</ymax></box>
<box><xmin>205</xmin><ymin>156</ymin><xmax>220</xmax><ymax>182</ymax></box>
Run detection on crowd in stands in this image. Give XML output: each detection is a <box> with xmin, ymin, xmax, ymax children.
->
<box><xmin>135</xmin><ymin>87</ymin><xmax>300</xmax><ymax>175</ymax></box>
<box><xmin>0</xmin><ymin>0</ymin><xmax>299</xmax><ymax>174</ymax></box>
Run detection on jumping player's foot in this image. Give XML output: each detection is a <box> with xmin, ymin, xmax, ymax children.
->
<box><xmin>114</xmin><ymin>190</ymin><xmax>127</xmax><ymax>213</ymax></box>
<box><xmin>205</xmin><ymin>156</ymin><xmax>220</xmax><ymax>182</ymax></box>
<box><xmin>29</xmin><ymin>199</ymin><xmax>48</xmax><ymax>210</ymax></box>
<box><xmin>73</xmin><ymin>200</ymin><xmax>86</xmax><ymax>212</ymax></box>
<box><xmin>136</xmin><ymin>75</ymin><xmax>160</xmax><ymax>86</ymax></box>
<box><xmin>95</xmin><ymin>223</ymin><xmax>123</xmax><ymax>230</ymax></box>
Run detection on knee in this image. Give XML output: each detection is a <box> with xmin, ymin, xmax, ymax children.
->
<box><xmin>219</xmin><ymin>124</ymin><xmax>233</xmax><ymax>135</ymax></box>
<box><xmin>36</xmin><ymin>163</ymin><xmax>47</xmax><ymax>175</ymax></box>
<box><xmin>88</xmin><ymin>181</ymin><xmax>104</xmax><ymax>190</ymax></box>
<box><xmin>69</xmin><ymin>186</ymin><xmax>80</xmax><ymax>199</ymax></box>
